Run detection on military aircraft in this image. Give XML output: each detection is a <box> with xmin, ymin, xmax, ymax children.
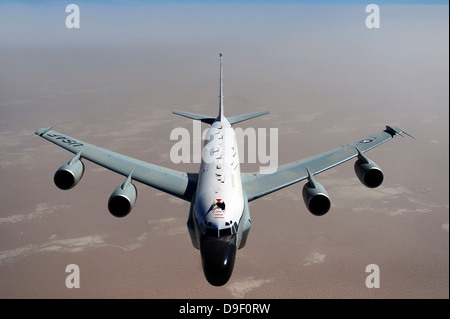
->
<box><xmin>35</xmin><ymin>53</ymin><xmax>411</xmax><ymax>286</ymax></box>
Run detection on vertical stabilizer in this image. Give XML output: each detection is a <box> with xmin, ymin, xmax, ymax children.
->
<box><xmin>218</xmin><ymin>53</ymin><xmax>224</xmax><ymax>121</ymax></box>
<box><xmin>173</xmin><ymin>53</ymin><xmax>269</xmax><ymax>125</ymax></box>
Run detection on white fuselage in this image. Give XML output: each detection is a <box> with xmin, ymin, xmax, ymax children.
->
<box><xmin>194</xmin><ymin>117</ymin><xmax>245</xmax><ymax>240</ymax></box>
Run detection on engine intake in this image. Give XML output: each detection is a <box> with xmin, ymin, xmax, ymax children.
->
<box><xmin>54</xmin><ymin>159</ymin><xmax>84</xmax><ymax>190</ymax></box>
<box><xmin>108</xmin><ymin>180</ymin><xmax>137</xmax><ymax>218</ymax></box>
<box><xmin>302</xmin><ymin>172</ymin><xmax>331</xmax><ymax>216</ymax></box>
<box><xmin>354</xmin><ymin>151</ymin><xmax>384</xmax><ymax>188</ymax></box>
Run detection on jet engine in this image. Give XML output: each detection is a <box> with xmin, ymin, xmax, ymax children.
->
<box><xmin>302</xmin><ymin>171</ymin><xmax>331</xmax><ymax>216</ymax></box>
<box><xmin>54</xmin><ymin>157</ymin><xmax>84</xmax><ymax>190</ymax></box>
<box><xmin>108</xmin><ymin>173</ymin><xmax>137</xmax><ymax>218</ymax></box>
<box><xmin>354</xmin><ymin>150</ymin><xmax>384</xmax><ymax>188</ymax></box>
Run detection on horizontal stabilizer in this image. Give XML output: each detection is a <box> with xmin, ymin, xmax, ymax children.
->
<box><xmin>172</xmin><ymin>110</ymin><xmax>216</xmax><ymax>124</ymax></box>
<box><xmin>173</xmin><ymin>109</ymin><xmax>269</xmax><ymax>125</ymax></box>
<box><xmin>227</xmin><ymin>110</ymin><xmax>269</xmax><ymax>125</ymax></box>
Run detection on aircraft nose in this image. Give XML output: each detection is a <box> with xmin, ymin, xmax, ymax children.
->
<box><xmin>200</xmin><ymin>235</ymin><xmax>237</xmax><ymax>286</ymax></box>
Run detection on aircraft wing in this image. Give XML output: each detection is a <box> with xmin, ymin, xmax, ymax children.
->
<box><xmin>35</xmin><ymin>127</ymin><xmax>197</xmax><ymax>201</ymax></box>
<box><xmin>242</xmin><ymin>126</ymin><xmax>409</xmax><ymax>202</ymax></box>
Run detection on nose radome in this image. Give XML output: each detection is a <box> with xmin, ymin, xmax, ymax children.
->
<box><xmin>200</xmin><ymin>235</ymin><xmax>237</xmax><ymax>286</ymax></box>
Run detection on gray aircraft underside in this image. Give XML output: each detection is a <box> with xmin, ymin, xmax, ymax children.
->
<box><xmin>35</xmin><ymin>54</ymin><xmax>411</xmax><ymax>286</ymax></box>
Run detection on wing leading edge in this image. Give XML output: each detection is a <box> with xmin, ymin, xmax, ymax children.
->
<box><xmin>242</xmin><ymin>126</ymin><xmax>407</xmax><ymax>202</ymax></box>
<box><xmin>35</xmin><ymin>124</ymin><xmax>408</xmax><ymax>204</ymax></box>
<box><xmin>35</xmin><ymin>127</ymin><xmax>197</xmax><ymax>201</ymax></box>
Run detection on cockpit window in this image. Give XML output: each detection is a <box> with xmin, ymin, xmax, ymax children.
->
<box><xmin>203</xmin><ymin>223</ymin><xmax>237</xmax><ymax>238</ymax></box>
<box><xmin>219</xmin><ymin>227</ymin><xmax>232</xmax><ymax>237</ymax></box>
<box><xmin>204</xmin><ymin>227</ymin><xmax>232</xmax><ymax>237</ymax></box>
<box><xmin>201</xmin><ymin>218</ymin><xmax>237</xmax><ymax>238</ymax></box>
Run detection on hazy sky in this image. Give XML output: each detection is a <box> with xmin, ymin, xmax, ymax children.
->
<box><xmin>0</xmin><ymin>1</ymin><xmax>448</xmax><ymax>299</ymax></box>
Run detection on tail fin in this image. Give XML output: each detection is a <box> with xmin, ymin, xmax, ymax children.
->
<box><xmin>173</xmin><ymin>53</ymin><xmax>269</xmax><ymax>125</ymax></box>
<box><xmin>218</xmin><ymin>53</ymin><xmax>224</xmax><ymax>122</ymax></box>
<box><xmin>216</xmin><ymin>53</ymin><xmax>270</xmax><ymax>124</ymax></box>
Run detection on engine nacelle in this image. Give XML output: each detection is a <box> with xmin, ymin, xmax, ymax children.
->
<box><xmin>54</xmin><ymin>159</ymin><xmax>84</xmax><ymax>190</ymax></box>
<box><xmin>302</xmin><ymin>181</ymin><xmax>331</xmax><ymax>216</ymax></box>
<box><xmin>108</xmin><ymin>182</ymin><xmax>137</xmax><ymax>218</ymax></box>
<box><xmin>354</xmin><ymin>158</ymin><xmax>384</xmax><ymax>188</ymax></box>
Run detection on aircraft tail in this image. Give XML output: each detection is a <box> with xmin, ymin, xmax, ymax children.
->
<box><xmin>173</xmin><ymin>53</ymin><xmax>269</xmax><ymax>125</ymax></box>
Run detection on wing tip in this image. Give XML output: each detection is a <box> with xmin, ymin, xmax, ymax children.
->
<box><xmin>385</xmin><ymin>125</ymin><xmax>415</xmax><ymax>139</ymax></box>
<box><xmin>35</xmin><ymin>126</ymin><xmax>53</xmax><ymax>136</ymax></box>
